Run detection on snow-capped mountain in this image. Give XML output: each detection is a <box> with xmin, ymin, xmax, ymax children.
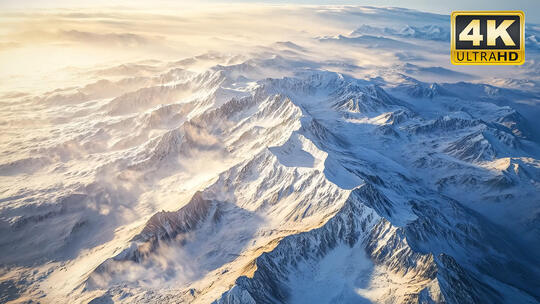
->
<box><xmin>0</xmin><ymin>5</ymin><xmax>539</xmax><ymax>304</ymax></box>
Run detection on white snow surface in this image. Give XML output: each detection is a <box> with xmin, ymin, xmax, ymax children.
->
<box><xmin>0</xmin><ymin>5</ymin><xmax>539</xmax><ymax>304</ymax></box>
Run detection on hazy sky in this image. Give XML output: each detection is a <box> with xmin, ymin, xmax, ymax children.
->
<box><xmin>0</xmin><ymin>0</ymin><xmax>539</xmax><ymax>23</ymax></box>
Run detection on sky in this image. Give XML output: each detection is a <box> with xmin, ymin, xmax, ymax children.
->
<box><xmin>0</xmin><ymin>0</ymin><xmax>538</xmax><ymax>93</ymax></box>
<box><xmin>0</xmin><ymin>0</ymin><xmax>539</xmax><ymax>23</ymax></box>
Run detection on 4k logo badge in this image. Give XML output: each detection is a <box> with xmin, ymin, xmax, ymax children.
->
<box><xmin>451</xmin><ymin>11</ymin><xmax>525</xmax><ymax>65</ymax></box>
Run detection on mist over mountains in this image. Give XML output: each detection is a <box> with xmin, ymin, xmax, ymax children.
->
<box><xmin>0</xmin><ymin>5</ymin><xmax>539</xmax><ymax>304</ymax></box>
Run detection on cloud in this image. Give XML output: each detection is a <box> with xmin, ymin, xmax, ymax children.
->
<box><xmin>0</xmin><ymin>42</ymin><xmax>21</xmax><ymax>51</ymax></box>
<box><xmin>59</xmin><ymin>30</ymin><xmax>156</xmax><ymax>47</ymax></box>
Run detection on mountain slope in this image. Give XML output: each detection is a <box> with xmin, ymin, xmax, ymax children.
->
<box><xmin>0</xmin><ymin>6</ymin><xmax>539</xmax><ymax>304</ymax></box>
